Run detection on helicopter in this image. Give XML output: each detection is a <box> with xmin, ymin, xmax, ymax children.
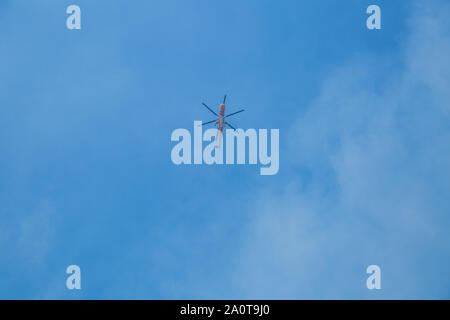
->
<box><xmin>200</xmin><ymin>94</ymin><xmax>244</xmax><ymax>147</ymax></box>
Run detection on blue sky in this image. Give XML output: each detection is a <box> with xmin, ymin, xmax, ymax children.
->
<box><xmin>0</xmin><ymin>0</ymin><xmax>449</xmax><ymax>299</ymax></box>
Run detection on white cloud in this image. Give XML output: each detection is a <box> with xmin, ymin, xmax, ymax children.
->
<box><xmin>232</xmin><ymin>0</ymin><xmax>450</xmax><ymax>299</ymax></box>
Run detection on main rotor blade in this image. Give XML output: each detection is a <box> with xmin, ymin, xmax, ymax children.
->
<box><xmin>225</xmin><ymin>109</ymin><xmax>244</xmax><ymax>118</ymax></box>
<box><xmin>200</xmin><ymin>119</ymin><xmax>217</xmax><ymax>126</ymax></box>
<box><xmin>202</xmin><ymin>103</ymin><xmax>218</xmax><ymax>116</ymax></box>
<box><xmin>223</xmin><ymin>94</ymin><xmax>227</xmax><ymax>104</ymax></box>
<box><xmin>226</xmin><ymin>122</ymin><xmax>236</xmax><ymax>131</ymax></box>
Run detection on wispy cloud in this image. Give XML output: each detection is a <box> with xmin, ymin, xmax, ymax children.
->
<box><xmin>232</xmin><ymin>0</ymin><xmax>450</xmax><ymax>299</ymax></box>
